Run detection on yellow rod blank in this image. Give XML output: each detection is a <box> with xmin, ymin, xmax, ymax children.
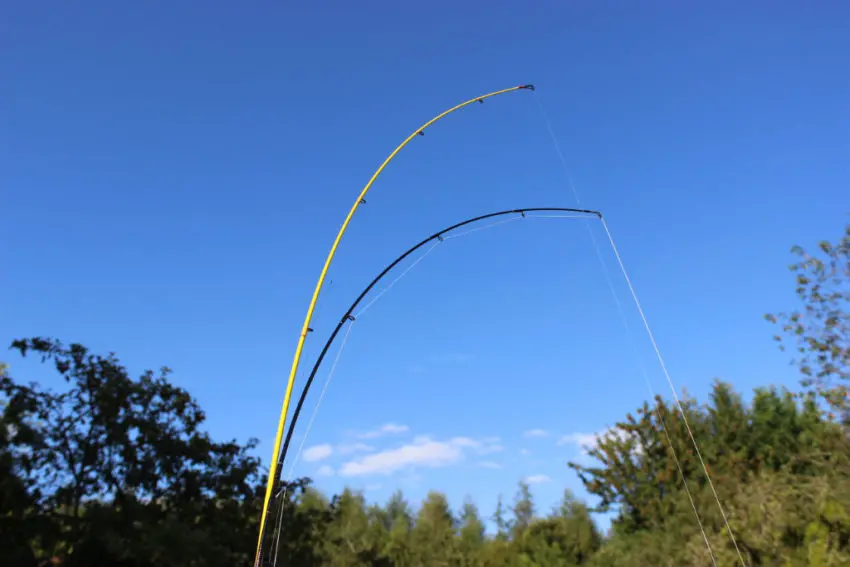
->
<box><xmin>254</xmin><ymin>84</ymin><xmax>534</xmax><ymax>566</ymax></box>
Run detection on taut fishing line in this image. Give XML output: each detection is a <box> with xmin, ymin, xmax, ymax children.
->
<box><xmin>260</xmin><ymin>82</ymin><xmax>741</xmax><ymax>567</ymax></box>
<box><xmin>254</xmin><ymin>84</ymin><xmax>534</xmax><ymax>567</ymax></box>
<box><xmin>531</xmin><ymin>91</ymin><xmax>744</xmax><ymax>565</ymax></box>
<box><xmin>255</xmin><ymin>86</ymin><xmax>538</xmax><ymax>567</ymax></box>
<box><xmin>278</xmin><ymin>210</ymin><xmax>598</xmax><ymax>477</ymax></box>
<box><xmin>274</xmin><ymin>240</ymin><xmax>447</xmax><ymax>556</ymax></box>
<box><xmin>269</xmin><ymin>275</ymin><xmax>337</xmax><ymax>565</ymax></box>
<box><xmin>270</xmin><ymin>209</ymin><xmax>598</xmax><ymax>567</ymax></box>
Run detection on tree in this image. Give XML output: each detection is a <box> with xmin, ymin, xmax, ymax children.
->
<box><xmin>515</xmin><ymin>500</ymin><xmax>601</xmax><ymax>566</ymax></box>
<box><xmin>270</xmin><ymin>480</ymin><xmax>330</xmax><ymax>566</ymax></box>
<box><xmin>0</xmin><ymin>361</ymin><xmax>42</xmax><ymax>567</ymax></box>
<box><xmin>484</xmin><ymin>495</ymin><xmax>517</xmax><ymax>566</ymax></box>
<box><xmin>567</xmin><ymin>392</ymin><xmax>706</xmax><ymax>533</ymax></box>
<box><xmin>553</xmin><ymin>490</ymin><xmax>601</xmax><ymax>563</ymax></box>
<box><xmin>766</xmin><ymin>222</ymin><xmax>850</xmax><ymax>423</ymax></box>
<box><xmin>457</xmin><ymin>498</ymin><xmax>486</xmax><ymax>566</ymax></box>
<box><xmin>322</xmin><ymin>488</ymin><xmax>378</xmax><ymax>566</ymax></box>
<box><xmin>493</xmin><ymin>494</ymin><xmax>510</xmax><ymax>541</ymax></box>
<box><xmin>4</xmin><ymin>221</ymin><xmax>849</xmax><ymax>566</ymax></box>
<box><xmin>0</xmin><ymin>338</ymin><xmax>265</xmax><ymax>566</ymax></box>
<box><xmin>568</xmin><ymin>379</ymin><xmax>850</xmax><ymax>564</ymax></box>
<box><xmin>410</xmin><ymin>491</ymin><xmax>458</xmax><ymax>566</ymax></box>
<box><xmin>512</xmin><ymin>482</ymin><xmax>535</xmax><ymax>538</ymax></box>
<box><xmin>382</xmin><ymin>491</ymin><xmax>414</xmax><ymax>567</ymax></box>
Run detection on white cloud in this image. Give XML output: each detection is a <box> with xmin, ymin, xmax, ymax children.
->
<box><xmin>357</xmin><ymin>423</ymin><xmax>410</xmax><ymax>440</ymax></box>
<box><xmin>316</xmin><ymin>465</ymin><xmax>334</xmax><ymax>477</ymax></box>
<box><xmin>303</xmin><ymin>444</ymin><xmax>333</xmax><ymax>462</ymax></box>
<box><xmin>558</xmin><ymin>427</ymin><xmax>642</xmax><ymax>456</ymax></box>
<box><xmin>474</xmin><ymin>437</ymin><xmax>505</xmax><ymax>455</ymax></box>
<box><xmin>339</xmin><ymin>437</ymin><xmax>463</xmax><ymax>477</ymax></box>
<box><xmin>520</xmin><ymin>448</ymin><xmax>531</xmax><ymax>456</ymax></box>
<box><xmin>419</xmin><ymin>435</ymin><xmax>502</xmax><ymax>455</ymax></box>
<box><xmin>478</xmin><ymin>461</ymin><xmax>503</xmax><ymax>469</ymax></box>
<box><xmin>524</xmin><ymin>474</ymin><xmax>551</xmax><ymax>485</ymax></box>
<box><xmin>558</xmin><ymin>432</ymin><xmax>599</xmax><ymax>448</ymax></box>
<box><xmin>448</xmin><ymin>436</ymin><xmax>479</xmax><ymax>448</ymax></box>
<box><xmin>337</xmin><ymin>442</ymin><xmax>375</xmax><ymax>455</ymax></box>
<box><xmin>524</xmin><ymin>429</ymin><xmax>549</xmax><ymax>438</ymax></box>
<box><xmin>338</xmin><ymin>435</ymin><xmax>500</xmax><ymax>477</ymax></box>
<box><xmin>382</xmin><ymin>423</ymin><xmax>410</xmax><ymax>434</ymax></box>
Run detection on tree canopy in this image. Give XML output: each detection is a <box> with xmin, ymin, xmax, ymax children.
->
<box><xmin>2</xmin><ymin>223</ymin><xmax>848</xmax><ymax>566</ymax></box>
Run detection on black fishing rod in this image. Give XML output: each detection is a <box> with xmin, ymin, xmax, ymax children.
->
<box><xmin>273</xmin><ymin>206</ymin><xmax>602</xmax><ymax>489</ymax></box>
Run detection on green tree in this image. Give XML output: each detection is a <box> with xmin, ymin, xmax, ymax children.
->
<box><xmin>0</xmin><ymin>361</ymin><xmax>42</xmax><ymax>567</ymax></box>
<box><xmin>512</xmin><ymin>482</ymin><xmax>535</xmax><ymax>538</ymax></box>
<box><xmin>513</xmin><ymin>491</ymin><xmax>600</xmax><ymax>567</ymax></box>
<box><xmin>484</xmin><ymin>495</ymin><xmax>518</xmax><ymax>566</ymax></box>
<box><xmin>1</xmin><ymin>338</ymin><xmax>265</xmax><ymax>567</ymax></box>
<box><xmin>571</xmin><ymin>380</ymin><xmax>850</xmax><ymax>565</ymax></box>
<box><xmin>322</xmin><ymin>488</ymin><xmax>379</xmax><ymax>566</ymax></box>
<box><xmin>382</xmin><ymin>491</ymin><xmax>414</xmax><ymax>567</ymax></box>
<box><xmin>3</xmin><ymin>221</ymin><xmax>848</xmax><ymax>567</ymax></box>
<box><xmin>568</xmin><ymin>393</ymin><xmax>704</xmax><ymax>533</ymax></box>
<box><xmin>766</xmin><ymin>223</ymin><xmax>850</xmax><ymax>422</ymax></box>
<box><xmin>270</xmin><ymin>481</ymin><xmax>331</xmax><ymax>566</ymax></box>
<box><xmin>410</xmin><ymin>491</ymin><xmax>458</xmax><ymax>566</ymax></box>
<box><xmin>457</xmin><ymin>497</ymin><xmax>486</xmax><ymax>566</ymax></box>
<box><xmin>493</xmin><ymin>494</ymin><xmax>510</xmax><ymax>541</ymax></box>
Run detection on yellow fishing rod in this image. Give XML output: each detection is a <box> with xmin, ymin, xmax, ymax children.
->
<box><xmin>254</xmin><ymin>83</ymin><xmax>535</xmax><ymax>566</ymax></box>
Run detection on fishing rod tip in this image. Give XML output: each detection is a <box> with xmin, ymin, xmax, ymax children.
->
<box><xmin>519</xmin><ymin>84</ymin><xmax>536</xmax><ymax>91</ymax></box>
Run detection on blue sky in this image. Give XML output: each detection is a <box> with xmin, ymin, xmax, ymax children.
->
<box><xmin>3</xmin><ymin>1</ymin><xmax>849</xmax><ymax>529</ymax></box>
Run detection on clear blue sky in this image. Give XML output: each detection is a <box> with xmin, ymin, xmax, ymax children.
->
<box><xmin>3</xmin><ymin>1</ymin><xmax>849</xmax><ymax>527</ymax></box>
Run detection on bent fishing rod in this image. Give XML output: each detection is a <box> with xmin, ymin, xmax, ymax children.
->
<box><xmin>254</xmin><ymin>84</ymin><xmax>537</xmax><ymax>566</ymax></box>
<box><xmin>270</xmin><ymin>206</ymin><xmax>602</xmax><ymax>503</ymax></box>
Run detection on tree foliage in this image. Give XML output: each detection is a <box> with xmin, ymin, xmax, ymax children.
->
<box><xmin>2</xmin><ymin>223</ymin><xmax>849</xmax><ymax>566</ymax></box>
<box><xmin>570</xmin><ymin>382</ymin><xmax>850</xmax><ymax>566</ymax></box>
<box><xmin>0</xmin><ymin>338</ymin><xmax>265</xmax><ymax>567</ymax></box>
<box><xmin>766</xmin><ymin>223</ymin><xmax>850</xmax><ymax>422</ymax></box>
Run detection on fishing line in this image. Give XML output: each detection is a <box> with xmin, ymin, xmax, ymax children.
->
<box><xmin>356</xmin><ymin>241</ymin><xmax>442</xmax><ymax>319</ymax></box>
<box><xmin>587</xmin><ymin>243</ymin><xmax>718</xmax><ymax>565</ymax></box>
<box><xmin>284</xmin><ymin>323</ymin><xmax>356</xmax><ymax>482</ymax></box>
<box><xmin>441</xmin><ymin>213</ymin><xmax>590</xmax><ymax>240</ymax></box>
<box><xmin>601</xmin><ymin>218</ymin><xmax>745</xmax><ymax>565</ymax></box>
<box><xmin>271</xmin><ymin>484</ymin><xmax>287</xmax><ymax>567</ymax></box>
<box><xmin>271</xmin><ymin>323</ymin><xmax>356</xmax><ymax>567</ymax></box>
<box><xmin>532</xmin><ymin>91</ymin><xmax>741</xmax><ymax>565</ymax></box>
<box><xmin>271</xmin><ymin>242</ymin><xmax>447</xmax><ymax>567</ymax></box>
<box><xmin>255</xmin><ymin>85</ymin><xmax>537</xmax><ymax>567</ymax></box>
<box><xmin>283</xmin><ymin>238</ymin><xmax>439</xmax><ymax>485</ymax></box>
<box><xmin>280</xmin><ymin>238</ymin><xmax>446</xmax><ymax>495</ymax></box>
<box><xmin>441</xmin><ymin>215</ymin><xmax>524</xmax><ymax>241</ymax></box>
<box><xmin>271</xmin><ymin>217</ymin><xmax>541</xmax><ymax>566</ymax></box>
<box><xmin>274</xmin><ymin>208</ymin><xmax>600</xmax><ymax>490</ymax></box>
<box><xmin>269</xmin><ymin>275</ymin><xmax>336</xmax><ymax>564</ymax></box>
<box><xmin>521</xmin><ymin>214</ymin><xmax>593</xmax><ymax>219</ymax></box>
